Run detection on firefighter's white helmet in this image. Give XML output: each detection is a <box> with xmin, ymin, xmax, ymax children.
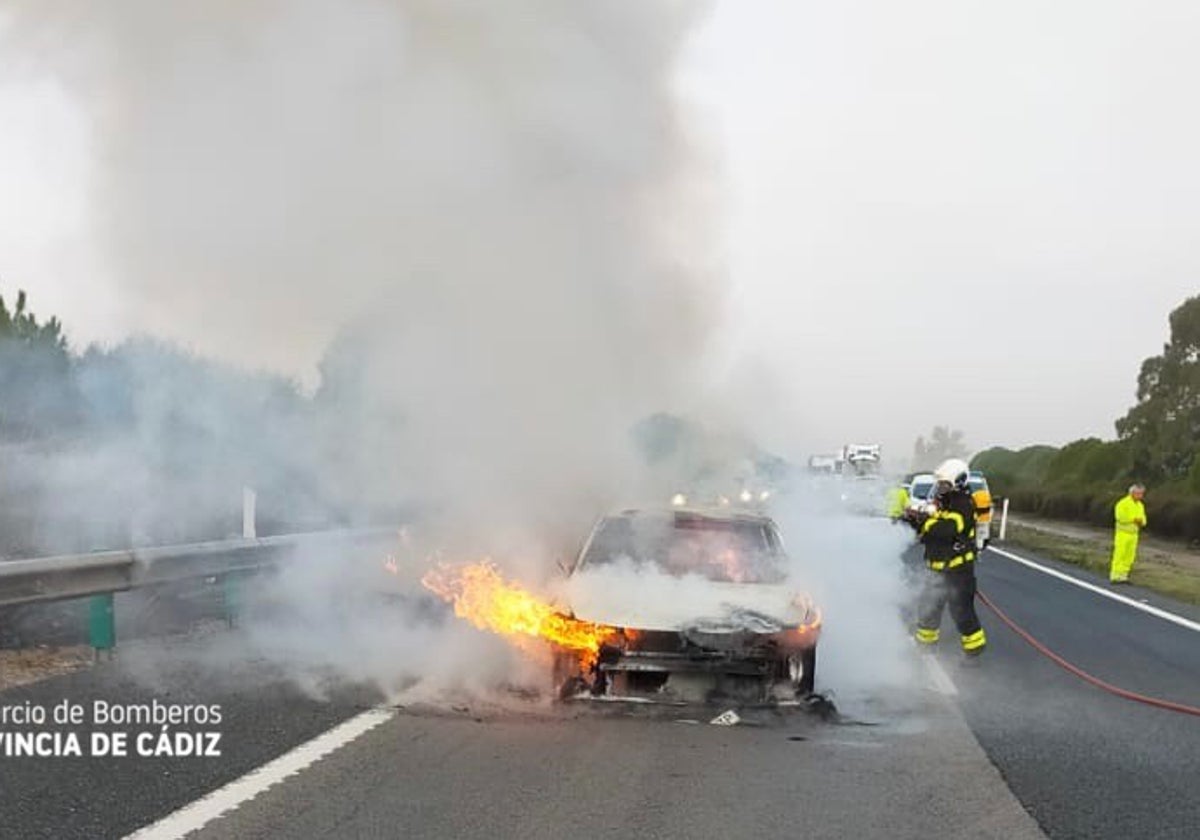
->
<box><xmin>934</xmin><ymin>458</ymin><xmax>971</xmax><ymax>490</ymax></box>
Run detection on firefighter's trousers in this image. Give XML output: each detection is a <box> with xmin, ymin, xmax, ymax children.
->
<box><xmin>1110</xmin><ymin>531</ymin><xmax>1139</xmax><ymax>582</ymax></box>
<box><xmin>914</xmin><ymin>565</ymin><xmax>986</xmax><ymax>653</ymax></box>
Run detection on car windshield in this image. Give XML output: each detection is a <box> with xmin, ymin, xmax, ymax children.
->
<box><xmin>969</xmin><ymin>477</ymin><xmax>988</xmax><ymax>492</ymax></box>
<box><xmin>578</xmin><ymin>513</ymin><xmax>786</xmax><ymax>583</ymax></box>
<box><xmin>911</xmin><ymin>479</ymin><xmax>934</xmax><ymax>500</ymax></box>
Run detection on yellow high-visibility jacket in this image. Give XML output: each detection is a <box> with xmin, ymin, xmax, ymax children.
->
<box><xmin>973</xmin><ymin>487</ymin><xmax>993</xmax><ymax>523</ymax></box>
<box><xmin>1114</xmin><ymin>495</ymin><xmax>1147</xmax><ymax>535</ymax></box>
<box><xmin>887</xmin><ymin>486</ymin><xmax>909</xmax><ymax>518</ymax></box>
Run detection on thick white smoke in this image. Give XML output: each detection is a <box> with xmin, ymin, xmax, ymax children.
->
<box><xmin>5</xmin><ymin>0</ymin><xmax>723</xmax><ymax>553</ymax></box>
<box><xmin>769</xmin><ymin>484</ymin><xmax>923</xmax><ymax>702</ymax></box>
<box><xmin>3</xmin><ymin>1</ymin><xmax>736</xmax><ymax>695</ymax></box>
<box><xmin>3</xmin><ymin>3</ymin><xmax>933</xmax><ymax>713</ymax></box>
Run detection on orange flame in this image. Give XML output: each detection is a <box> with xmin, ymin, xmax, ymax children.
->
<box><xmin>421</xmin><ymin>562</ymin><xmax>617</xmax><ymax>668</ymax></box>
<box><xmin>792</xmin><ymin>605</ymin><xmax>823</xmax><ymax>647</ymax></box>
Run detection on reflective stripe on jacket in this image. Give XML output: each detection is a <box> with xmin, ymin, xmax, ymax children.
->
<box><xmin>919</xmin><ymin>489</ymin><xmax>977</xmax><ymax>567</ymax></box>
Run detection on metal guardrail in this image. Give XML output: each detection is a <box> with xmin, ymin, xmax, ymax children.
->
<box><xmin>0</xmin><ymin>527</ymin><xmax>399</xmax><ymax>608</ymax></box>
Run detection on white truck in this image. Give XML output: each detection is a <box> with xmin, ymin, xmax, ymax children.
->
<box><xmin>842</xmin><ymin>444</ymin><xmax>881</xmax><ymax>476</ymax></box>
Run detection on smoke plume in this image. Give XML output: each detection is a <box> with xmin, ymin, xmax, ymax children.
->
<box><xmin>5</xmin><ymin>0</ymin><xmax>722</xmax><ymax>552</ymax></box>
<box><xmin>0</xmin><ymin>1</ymin><xmax>746</xmax><ymax>695</ymax></box>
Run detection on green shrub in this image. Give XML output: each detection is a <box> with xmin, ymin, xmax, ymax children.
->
<box><xmin>972</xmin><ymin>445</ymin><xmax>1058</xmax><ymax>496</ymax></box>
<box><xmin>1007</xmin><ymin>486</ymin><xmax>1200</xmax><ymax>542</ymax></box>
<box><xmin>1146</xmin><ymin>494</ymin><xmax>1200</xmax><ymax>542</ymax></box>
<box><xmin>1046</xmin><ymin>438</ymin><xmax>1104</xmax><ymax>487</ymax></box>
<box><xmin>1086</xmin><ymin>493</ymin><xmax>1118</xmax><ymax>527</ymax></box>
<box><xmin>1082</xmin><ymin>440</ymin><xmax>1133</xmax><ymax>484</ymax></box>
<box><xmin>1187</xmin><ymin>450</ymin><xmax>1200</xmax><ymax>495</ymax></box>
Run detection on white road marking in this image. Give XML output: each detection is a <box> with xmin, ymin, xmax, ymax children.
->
<box><xmin>124</xmin><ymin>707</ymin><xmax>394</xmax><ymax>840</ymax></box>
<box><xmin>923</xmin><ymin>655</ymin><xmax>959</xmax><ymax>696</ymax></box>
<box><xmin>987</xmin><ymin>546</ymin><xmax>1200</xmax><ymax>634</ymax></box>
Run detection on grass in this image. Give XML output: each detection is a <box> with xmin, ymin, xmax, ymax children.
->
<box><xmin>1002</xmin><ymin>523</ymin><xmax>1200</xmax><ymax>607</ymax></box>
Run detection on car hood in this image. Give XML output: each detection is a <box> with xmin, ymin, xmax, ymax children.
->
<box><xmin>559</xmin><ymin>575</ymin><xmax>813</xmax><ymax>633</ymax></box>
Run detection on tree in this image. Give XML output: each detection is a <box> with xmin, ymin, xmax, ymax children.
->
<box><xmin>0</xmin><ymin>289</ymin><xmax>69</xmax><ymax>350</ymax></box>
<box><xmin>1115</xmin><ymin>294</ymin><xmax>1200</xmax><ymax>481</ymax></box>
<box><xmin>0</xmin><ymin>288</ymin><xmax>77</xmax><ymax>439</ymax></box>
<box><xmin>912</xmin><ymin>426</ymin><xmax>968</xmax><ymax>471</ymax></box>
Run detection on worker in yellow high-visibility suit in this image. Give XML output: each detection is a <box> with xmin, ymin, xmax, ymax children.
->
<box><xmin>1110</xmin><ymin>484</ymin><xmax>1147</xmax><ymax>584</ymax></box>
<box><xmin>887</xmin><ymin>482</ymin><xmax>910</xmax><ymax>520</ymax></box>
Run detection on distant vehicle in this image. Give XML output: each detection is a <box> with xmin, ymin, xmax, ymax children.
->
<box><xmin>555</xmin><ymin>508</ymin><xmax>822</xmax><ymax>702</ymax></box>
<box><xmin>842</xmin><ymin>443</ymin><xmax>881</xmax><ymax>477</ymax></box>
<box><xmin>843</xmin><ymin>443</ymin><xmax>881</xmax><ymax>464</ymax></box>
<box><xmin>808</xmin><ymin>454</ymin><xmax>841</xmax><ymax>474</ymax></box>
<box><xmin>670</xmin><ymin>485</ymin><xmax>774</xmax><ymax>511</ymax></box>
<box><xmin>967</xmin><ymin>471</ymin><xmax>993</xmax><ymax>550</ymax></box>
<box><xmin>907</xmin><ymin>473</ymin><xmax>936</xmax><ymax>514</ymax></box>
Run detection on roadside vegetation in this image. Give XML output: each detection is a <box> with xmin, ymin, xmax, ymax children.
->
<box><xmin>0</xmin><ymin>288</ymin><xmax>328</xmax><ymax>556</ymax></box>
<box><xmin>974</xmin><ymin>293</ymin><xmax>1200</xmax><ymax>543</ymax></box>
<box><xmin>0</xmin><ymin>288</ymin><xmax>779</xmax><ymax>560</ymax></box>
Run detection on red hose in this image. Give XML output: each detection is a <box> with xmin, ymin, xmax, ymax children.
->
<box><xmin>977</xmin><ymin>590</ymin><xmax>1200</xmax><ymax>718</ymax></box>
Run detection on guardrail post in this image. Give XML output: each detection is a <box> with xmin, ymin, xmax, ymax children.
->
<box><xmin>89</xmin><ymin>594</ymin><xmax>116</xmax><ymax>658</ymax></box>
<box><xmin>999</xmin><ymin>497</ymin><xmax>1010</xmax><ymax>541</ymax></box>
<box><xmin>223</xmin><ymin>572</ymin><xmax>242</xmax><ymax>628</ymax></box>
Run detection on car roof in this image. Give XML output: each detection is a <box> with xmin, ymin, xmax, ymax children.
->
<box><xmin>611</xmin><ymin>507</ymin><xmax>775</xmax><ymax>527</ymax></box>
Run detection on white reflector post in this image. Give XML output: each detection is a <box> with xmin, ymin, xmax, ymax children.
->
<box><xmin>243</xmin><ymin>487</ymin><xmax>257</xmax><ymax>539</ymax></box>
<box><xmin>999</xmin><ymin>497</ymin><xmax>1010</xmax><ymax>541</ymax></box>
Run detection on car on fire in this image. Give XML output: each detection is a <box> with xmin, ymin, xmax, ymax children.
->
<box><xmin>552</xmin><ymin>508</ymin><xmax>821</xmax><ymax>703</ymax></box>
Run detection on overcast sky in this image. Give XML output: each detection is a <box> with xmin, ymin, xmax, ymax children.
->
<box><xmin>2</xmin><ymin>1</ymin><xmax>1198</xmax><ymax>463</ymax></box>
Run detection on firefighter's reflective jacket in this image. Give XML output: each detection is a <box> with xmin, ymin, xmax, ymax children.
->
<box><xmin>919</xmin><ymin>489</ymin><xmax>977</xmax><ymax>570</ymax></box>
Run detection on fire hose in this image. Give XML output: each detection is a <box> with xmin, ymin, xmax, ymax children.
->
<box><xmin>976</xmin><ymin>590</ymin><xmax>1200</xmax><ymax>718</ymax></box>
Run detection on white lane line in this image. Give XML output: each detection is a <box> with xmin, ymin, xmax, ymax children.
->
<box><xmin>987</xmin><ymin>546</ymin><xmax>1200</xmax><ymax>634</ymax></box>
<box><xmin>923</xmin><ymin>655</ymin><xmax>959</xmax><ymax>696</ymax></box>
<box><xmin>125</xmin><ymin>707</ymin><xmax>393</xmax><ymax>840</ymax></box>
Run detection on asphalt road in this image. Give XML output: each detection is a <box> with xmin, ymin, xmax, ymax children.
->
<box><xmin>960</xmin><ymin>545</ymin><xmax>1200</xmax><ymax>840</ymax></box>
<box><xmin>189</xmin><ymin>695</ymin><xmax>1043</xmax><ymax>840</ymax></box>
<box><xmin>0</xmin><ymin>634</ymin><xmax>383</xmax><ymax>839</ymax></box>
<box><xmin>1</xmin><ymin>535</ymin><xmax>1197</xmax><ymax>839</ymax></box>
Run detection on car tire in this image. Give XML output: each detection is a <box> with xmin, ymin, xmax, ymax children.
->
<box><xmin>796</xmin><ymin>646</ymin><xmax>817</xmax><ymax>696</ymax></box>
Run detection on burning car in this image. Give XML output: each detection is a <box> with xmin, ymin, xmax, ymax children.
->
<box><xmin>552</xmin><ymin>508</ymin><xmax>821</xmax><ymax>703</ymax></box>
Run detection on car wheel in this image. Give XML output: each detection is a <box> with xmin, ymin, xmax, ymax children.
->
<box><xmin>793</xmin><ymin>646</ymin><xmax>817</xmax><ymax>696</ymax></box>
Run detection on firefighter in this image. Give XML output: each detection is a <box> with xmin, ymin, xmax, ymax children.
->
<box><xmin>909</xmin><ymin>458</ymin><xmax>986</xmax><ymax>657</ymax></box>
<box><xmin>1109</xmin><ymin>484</ymin><xmax>1147</xmax><ymax>584</ymax></box>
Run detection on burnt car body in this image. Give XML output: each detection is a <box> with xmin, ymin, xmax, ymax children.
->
<box><xmin>554</xmin><ymin>508</ymin><xmax>821</xmax><ymax>703</ymax></box>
